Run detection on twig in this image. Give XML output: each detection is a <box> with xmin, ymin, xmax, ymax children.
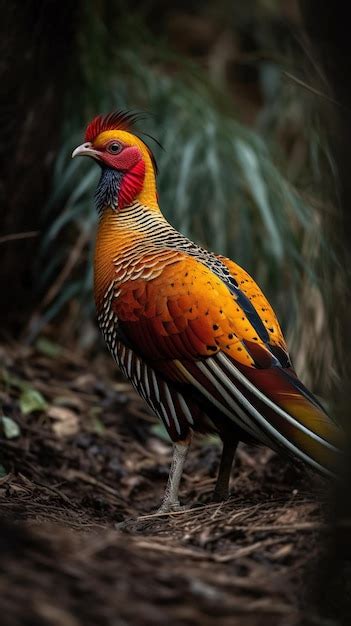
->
<box><xmin>213</xmin><ymin>538</ymin><xmax>282</xmax><ymax>562</ymax></box>
<box><xmin>61</xmin><ymin>468</ymin><xmax>124</xmax><ymax>500</ymax></box>
<box><xmin>0</xmin><ymin>231</ymin><xmax>39</xmax><ymax>244</ymax></box>
<box><xmin>283</xmin><ymin>71</ymin><xmax>348</xmax><ymax>110</ymax></box>
<box><xmin>234</xmin><ymin>521</ymin><xmax>326</xmax><ymax>533</ymax></box>
<box><xmin>137</xmin><ymin>500</ymin><xmax>233</xmax><ymax>520</ymax></box>
<box><xmin>33</xmin><ymin>480</ymin><xmax>73</xmax><ymax>505</ymax></box>
<box><xmin>294</xmin><ymin>34</ymin><xmax>329</xmax><ymax>86</ymax></box>
<box><xmin>39</xmin><ymin>229</ymin><xmax>89</xmax><ymax>309</ymax></box>
<box><xmin>134</xmin><ymin>536</ymin><xmax>284</xmax><ymax>564</ymax></box>
<box><xmin>25</xmin><ymin>229</ymin><xmax>89</xmax><ymax>339</ymax></box>
<box><xmin>134</xmin><ymin>539</ymin><xmax>209</xmax><ymax>560</ymax></box>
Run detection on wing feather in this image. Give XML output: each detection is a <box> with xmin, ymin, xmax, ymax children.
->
<box><xmin>112</xmin><ymin>252</ymin><xmax>341</xmax><ymax>473</ymax></box>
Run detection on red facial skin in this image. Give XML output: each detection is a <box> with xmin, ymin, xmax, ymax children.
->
<box><xmin>98</xmin><ymin>142</ymin><xmax>146</xmax><ymax>209</ymax></box>
<box><xmin>99</xmin><ymin>143</ymin><xmax>141</xmax><ymax>171</ymax></box>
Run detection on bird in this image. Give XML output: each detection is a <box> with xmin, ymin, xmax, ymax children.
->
<box><xmin>72</xmin><ymin>110</ymin><xmax>342</xmax><ymax>512</ymax></box>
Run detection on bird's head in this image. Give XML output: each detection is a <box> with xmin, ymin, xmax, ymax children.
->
<box><xmin>72</xmin><ymin>111</ymin><xmax>159</xmax><ymax>212</ymax></box>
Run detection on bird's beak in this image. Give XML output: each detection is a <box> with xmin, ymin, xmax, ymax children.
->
<box><xmin>71</xmin><ymin>142</ymin><xmax>101</xmax><ymax>160</ymax></box>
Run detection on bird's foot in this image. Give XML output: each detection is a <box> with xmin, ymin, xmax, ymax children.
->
<box><xmin>156</xmin><ymin>500</ymin><xmax>183</xmax><ymax>514</ymax></box>
<box><xmin>116</xmin><ymin>502</ymin><xmax>187</xmax><ymax>533</ymax></box>
<box><xmin>116</xmin><ymin>515</ymin><xmax>156</xmax><ymax>533</ymax></box>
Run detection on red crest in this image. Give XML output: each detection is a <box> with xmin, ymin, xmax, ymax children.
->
<box><xmin>85</xmin><ymin>111</ymin><xmax>145</xmax><ymax>143</ymax></box>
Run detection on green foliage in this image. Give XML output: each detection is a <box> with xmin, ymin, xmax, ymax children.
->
<box><xmin>1</xmin><ymin>416</ymin><xmax>21</xmax><ymax>439</ymax></box>
<box><xmin>35</xmin><ymin>337</ymin><xmax>62</xmax><ymax>359</ymax></box>
<box><xmin>19</xmin><ymin>388</ymin><xmax>47</xmax><ymax>415</ymax></box>
<box><xmin>1</xmin><ymin>367</ymin><xmax>48</xmax><ymax>416</ymax></box>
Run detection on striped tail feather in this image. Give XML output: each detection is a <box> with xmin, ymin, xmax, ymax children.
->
<box><xmin>216</xmin><ymin>353</ymin><xmax>341</xmax><ymax>475</ymax></box>
<box><xmin>175</xmin><ymin>353</ymin><xmax>341</xmax><ymax>476</ymax></box>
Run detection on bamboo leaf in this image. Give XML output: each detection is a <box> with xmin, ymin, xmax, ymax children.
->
<box><xmin>235</xmin><ymin>138</ymin><xmax>283</xmax><ymax>259</ymax></box>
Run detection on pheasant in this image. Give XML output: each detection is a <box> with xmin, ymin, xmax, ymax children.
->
<box><xmin>72</xmin><ymin>111</ymin><xmax>341</xmax><ymax>512</ymax></box>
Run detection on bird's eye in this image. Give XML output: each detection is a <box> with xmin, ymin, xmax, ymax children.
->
<box><xmin>107</xmin><ymin>142</ymin><xmax>122</xmax><ymax>154</ymax></box>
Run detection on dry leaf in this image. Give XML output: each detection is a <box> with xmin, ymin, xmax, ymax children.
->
<box><xmin>48</xmin><ymin>406</ymin><xmax>79</xmax><ymax>438</ymax></box>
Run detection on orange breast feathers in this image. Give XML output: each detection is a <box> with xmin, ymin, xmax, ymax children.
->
<box><xmin>93</xmin><ymin>209</ymin><xmax>146</xmax><ymax>309</ymax></box>
<box><xmin>113</xmin><ymin>254</ymin><xmax>288</xmax><ymax>368</ymax></box>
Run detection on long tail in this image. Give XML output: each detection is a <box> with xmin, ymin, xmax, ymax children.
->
<box><xmin>217</xmin><ymin>353</ymin><xmax>341</xmax><ymax>475</ymax></box>
<box><xmin>176</xmin><ymin>353</ymin><xmax>342</xmax><ymax>475</ymax></box>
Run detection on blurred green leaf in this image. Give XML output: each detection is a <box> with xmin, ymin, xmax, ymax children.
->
<box><xmin>89</xmin><ymin>416</ymin><xmax>105</xmax><ymax>435</ymax></box>
<box><xmin>1</xmin><ymin>416</ymin><xmax>21</xmax><ymax>439</ymax></box>
<box><xmin>36</xmin><ymin>337</ymin><xmax>62</xmax><ymax>358</ymax></box>
<box><xmin>0</xmin><ymin>369</ymin><xmax>27</xmax><ymax>391</ymax></box>
<box><xmin>19</xmin><ymin>388</ymin><xmax>47</xmax><ymax>415</ymax></box>
<box><xmin>0</xmin><ymin>465</ymin><xmax>7</xmax><ymax>478</ymax></box>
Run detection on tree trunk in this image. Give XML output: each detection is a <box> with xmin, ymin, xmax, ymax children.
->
<box><xmin>0</xmin><ymin>1</ymin><xmax>78</xmax><ymax>335</ymax></box>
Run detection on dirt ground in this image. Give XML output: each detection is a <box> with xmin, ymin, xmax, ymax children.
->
<box><xmin>0</xmin><ymin>341</ymin><xmax>331</xmax><ymax>625</ymax></box>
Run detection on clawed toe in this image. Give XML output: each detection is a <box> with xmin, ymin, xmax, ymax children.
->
<box><xmin>115</xmin><ymin>502</ymin><xmax>187</xmax><ymax>532</ymax></box>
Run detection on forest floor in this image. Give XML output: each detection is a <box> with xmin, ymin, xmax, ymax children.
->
<box><xmin>0</xmin><ymin>340</ymin><xmax>330</xmax><ymax>626</ymax></box>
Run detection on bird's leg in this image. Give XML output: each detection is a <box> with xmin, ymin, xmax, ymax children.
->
<box><xmin>158</xmin><ymin>435</ymin><xmax>191</xmax><ymax>513</ymax></box>
<box><xmin>212</xmin><ymin>437</ymin><xmax>238</xmax><ymax>502</ymax></box>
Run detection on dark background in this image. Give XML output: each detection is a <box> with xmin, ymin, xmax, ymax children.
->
<box><xmin>1</xmin><ymin>1</ymin><xmax>351</xmax><ymax>624</ymax></box>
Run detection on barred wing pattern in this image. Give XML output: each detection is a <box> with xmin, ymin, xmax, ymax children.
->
<box><xmin>112</xmin><ymin>340</ymin><xmax>200</xmax><ymax>440</ymax></box>
<box><xmin>97</xmin><ymin>288</ymin><xmax>207</xmax><ymax>441</ymax></box>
